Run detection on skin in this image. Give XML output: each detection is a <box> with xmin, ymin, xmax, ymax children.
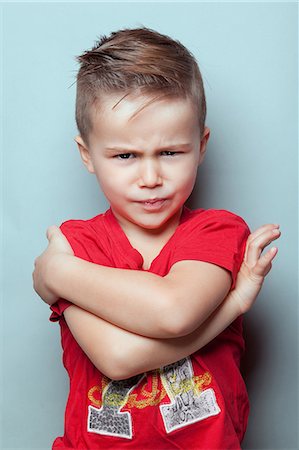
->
<box><xmin>33</xmin><ymin>93</ymin><xmax>281</xmax><ymax>378</ymax></box>
<box><xmin>77</xmin><ymin>93</ymin><xmax>210</xmax><ymax>265</ymax></box>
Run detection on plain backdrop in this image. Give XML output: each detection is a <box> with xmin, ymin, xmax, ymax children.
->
<box><xmin>1</xmin><ymin>2</ymin><xmax>298</xmax><ymax>449</ymax></box>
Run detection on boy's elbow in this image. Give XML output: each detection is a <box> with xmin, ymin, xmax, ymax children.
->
<box><xmin>96</xmin><ymin>344</ymin><xmax>141</xmax><ymax>381</ymax></box>
<box><xmin>160</xmin><ymin>317</ymin><xmax>195</xmax><ymax>338</ymax></box>
<box><xmin>158</xmin><ymin>295</ymin><xmax>196</xmax><ymax>338</ymax></box>
<box><xmin>97</xmin><ymin>361</ymin><xmax>128</xmax><ymax>381</ymax></box>
<box><xmin>102</xmin><ymin>365</ymin><xmax>130</xmax><ymax>381</ymax></box>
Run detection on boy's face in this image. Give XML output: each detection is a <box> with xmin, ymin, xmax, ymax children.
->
<box><xmin>76</xmin><ymin>93</ymin><xmax>209</xmax><ymax>235</ymax></box>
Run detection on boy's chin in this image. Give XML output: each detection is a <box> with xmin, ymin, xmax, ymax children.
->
<box><xmin>113</xmin><ymin>204</ymin><xmax>183</xmax><ymax>232</ymax></box>
<box><xmin>131</xmin><ymin>213</ymin><xmax>180</xmax><ymax>231</ymax></box>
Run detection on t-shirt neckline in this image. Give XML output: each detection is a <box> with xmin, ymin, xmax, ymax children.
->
<box><xmin>104</xmin><ymin>206</ymin><xmax>192</xmax><ymax>271</ymax></box>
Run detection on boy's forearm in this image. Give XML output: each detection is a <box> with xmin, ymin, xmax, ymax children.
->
<box><xmin>52</xmin><ymin>254</ymin><xmax>177</xmax><ymax>338</ymax></box>
<box><xmin>125</xmin><ymin>296</ymin><xmax>240</xmax><ymax>376</ymax></box>
<box><xmin>50</xmin><ymin>254</ymin><xmax>229</xmax><ymax>339</ymax></box>
<box><xmin>64</xmin><ymin>293</ymin><xmax>240</xmax><ymax>380</ymax></box>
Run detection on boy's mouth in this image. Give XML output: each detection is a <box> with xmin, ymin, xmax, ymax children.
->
<box><xmin>143</xmin><ymin>198</ymin><xmax>164</xmax><ymax>203</ymax></box>
<box><xmin>139</xmin><ymin>198</ymin><xmax>166</xmax><ymax>210</ymax></box>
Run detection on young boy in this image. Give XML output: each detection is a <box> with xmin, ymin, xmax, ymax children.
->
<box><xmin>33</xmin><ymin>28</ymin><xmax>280</xmax><ymax>449</ymax></box>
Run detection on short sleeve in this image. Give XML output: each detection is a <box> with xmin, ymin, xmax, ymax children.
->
<box><xmin>49</xmin><ymin>219</ymin><xmax>90</xmax><ymax>322</ymax></box>
<box><xmin>50</xmin><ymin>299</ymin><xmax>72</xmax><ymax>322</ymax></box>
<box><xmin>49</xmin><ymin>212</ymin><xmax>117</xmax><ymax>322</ymax></box>
<box><xmin>172</xmin><ymin>209</ymin><xmax>250</xmax><ymax>289</ymax></box>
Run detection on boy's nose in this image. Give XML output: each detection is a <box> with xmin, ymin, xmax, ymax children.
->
<box><xmin>138</xmin><ymin>159</ymin><xmax>163</xmax><ymax>188</ymax></box>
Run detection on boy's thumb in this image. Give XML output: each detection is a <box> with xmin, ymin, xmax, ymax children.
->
<box><xmin>46</xmin><ymin>225</ymin><xmax>60</xmax><ymax>241</ymax></box>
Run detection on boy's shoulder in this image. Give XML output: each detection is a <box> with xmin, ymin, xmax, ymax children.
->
<box><xmin>174</xmin><ymin>208</ymin><xmax>250</xmax><ymax>289</ymax></box>
<box><xmin>181</xmin><ymin>207</ymin><xmax>249</xmax><ymax>231</ymax></box>
<box><xmin>59</xmin><ymin>209</ymin><xmax>110</xmax><ymax>234</ymax></box>
<box><xmin>58</xmin><ymin>210</ymin><xmax>114</xmax><ymax>261</ymax></box>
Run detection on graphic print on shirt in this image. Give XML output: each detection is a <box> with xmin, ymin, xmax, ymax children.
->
<box><xmin>88</xmin><ymin>357</ymin><xmax>220</xmax><ymax>438</ymax></box>
<box><xmin>160</xmin><ymin>358</ymin><xmax>221</xmax><ymax>433</ymax></box>
<box><xmin>88</xmin><ymin>374</ymin><xmax>144</xmax><ymax>439</ymax></box>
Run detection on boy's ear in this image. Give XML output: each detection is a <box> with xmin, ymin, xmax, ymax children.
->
<box><xmin>198</xmin><ymin>127</ymin><xmax>210</xmax><ymax>166</ymax></box>
<box><xmin>74</xmin><ymin>135</ymin><xmax>95</xmax><ymax>174</ymax></box>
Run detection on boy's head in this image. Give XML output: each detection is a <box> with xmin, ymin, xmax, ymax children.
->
<box><xmin>74</xmin><ymin>27</ymin><xmax>210</xmax><ymax>234</ymax></box>
<box><xmin>75</xmin><ymin>27</ymin><xmax>206</xmax><ymax>146</ymax></box>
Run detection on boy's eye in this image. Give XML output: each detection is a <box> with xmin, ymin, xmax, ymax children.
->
<box><xmin>161</xmin><ymin>151</ymin><xmax>178</xmax><ymax>156</ymax></box>
<box><xmin>115</xmin><ymin>153</ymin><xmax>134</xmax><ymax>160</ymax></box>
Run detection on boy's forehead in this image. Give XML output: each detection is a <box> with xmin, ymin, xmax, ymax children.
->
<box><xmin>95</xmin><ymin>92</ymin><xmax>149</xmax><ymax>120</ymax></box>
<box><xmin>87</xmin><ymin>95</ymin><xmax>199</xmax><ymax>149</ymax></box>
<box><xmin>90</xmin><ymin>92</ymin><xmax>198</xmax><ymax>132</ymax></box>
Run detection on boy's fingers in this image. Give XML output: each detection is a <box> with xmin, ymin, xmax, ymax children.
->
<box><xmin>247</xmin><ymin>224</ymin><xmax>279</xmax><ymax>245</ymax></box>
<box><xmin>251</xmin><ymin>247</ymin><xmax>278</xmax><ymax>277</ymax></box>
<box><xmin>244</xmin><ymin>224</ymin><xmax>279</xmax><ymax>261</ymax></box>
<box><xmin>245</xmin><ymin>228</ymin><xmax>281</xmax><ymax>266</ymax></box>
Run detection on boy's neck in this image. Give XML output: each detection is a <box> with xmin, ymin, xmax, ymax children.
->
<box><xmin>112</xmin><ymin>207</ymin><xmax>183</xmax><ymax>266</ymax></box>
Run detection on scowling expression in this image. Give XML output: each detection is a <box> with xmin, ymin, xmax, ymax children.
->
<box><xmin>76</xmin><ymin>93</ymin><xmax>209</xmax><ymax>238</ymax></box>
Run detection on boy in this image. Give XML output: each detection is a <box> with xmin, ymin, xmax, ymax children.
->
<box><xmin>33</xmin><ymin>28</ymin><xmax>280</xmax><ymax>449</ymax></box>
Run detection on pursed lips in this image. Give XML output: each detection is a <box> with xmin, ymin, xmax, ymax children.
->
<box><xmin>135</xmin><ymin>198</ymin><xmax>168</xmax><ymax>209</ymax></box>
<box><xmin>140</xmin><ymin>198</ymin><xmax>165</xmax><ymax>204</ymax></box>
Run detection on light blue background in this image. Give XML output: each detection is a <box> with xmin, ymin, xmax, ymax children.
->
<box><xmin>1</xmin><ymin>2</ymin><xmax>298</xmax><ymax>449</ymax></box>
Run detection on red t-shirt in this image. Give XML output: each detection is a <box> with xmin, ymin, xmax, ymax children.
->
<box><xmin>50</xmin><ymin>207</ymin><xmax>250</xmax><ymax>450</ymax></box>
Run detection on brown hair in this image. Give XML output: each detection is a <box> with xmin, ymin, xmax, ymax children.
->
<box><xmin>75</xmin><ymin>27</ymin><xmax>206</xmax><ymax>145</ymax></box>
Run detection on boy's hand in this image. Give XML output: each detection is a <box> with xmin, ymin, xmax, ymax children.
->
<box><xmin>33</xmin><ymin>226</ymin><xmax>74</xmax><ymax>305</ymax></box>
<box><xmin>231</xmin><ymin>224</ymin><xmax>281</xmax><ymax>314</ymax></box>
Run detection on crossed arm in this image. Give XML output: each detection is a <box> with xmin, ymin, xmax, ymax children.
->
<box><xmin>33</xmin><ymin>224</ymin><xmax>280</xmax><ymax>379</ymax></box>
<box><xmin>43</xmin><ymin>255</ymin><xmax>232</xmax><ymax>338</ymax></box>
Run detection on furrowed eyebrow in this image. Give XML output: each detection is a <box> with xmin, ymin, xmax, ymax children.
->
<box><xmin>105</xmin><ymin>143</ymin><xmax>192</xmax><ymax>152</ymax></box>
